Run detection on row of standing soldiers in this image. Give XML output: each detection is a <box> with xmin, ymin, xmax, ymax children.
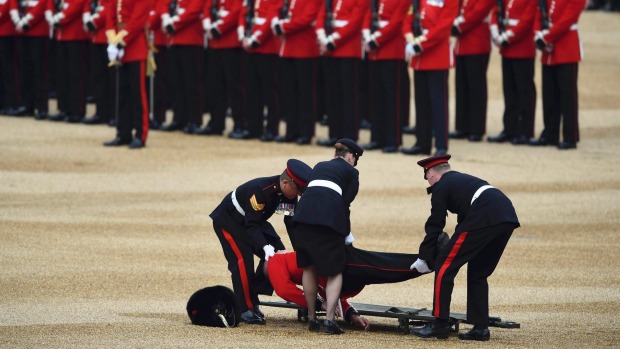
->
<box><xmin>0</xmin><ymin>0</ymin><xmax>585</xmax><ymax>151</ymax></box>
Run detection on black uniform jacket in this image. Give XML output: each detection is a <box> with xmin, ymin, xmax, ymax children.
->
<box><xmin>210</xmin><ymin>175</ymin><xmax>296</xmax><ymax>251</ymax></box>
<box><xmin>293</xmin><ymin>157</ymin><xmax>359</xmax><ymax>236</ymax></box>
<box><xmin>419</xmin><ymin>171</ymin><xmax>520</xmax><ymax>263</ymax></box>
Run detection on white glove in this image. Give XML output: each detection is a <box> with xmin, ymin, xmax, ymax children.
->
<box><xmin>405</xmin><ymin>42</ymin><xmax>415</xmax><ymax>61</ymax></box>
<box><xmin>107</xmin><ymin>43</ymin><xmax>119</xmax><ymax>62</ymax></box>
<box><xmin>345</xmin><ymin>232</ymin><xmax>354</xmax><ymax>245</ymax></box>
<box><xmin>263</xmin><ymin>244</ymin><xmax>275</xmax><ymax>261</ymax></box>
<box><xmin>117</xmin><ymin>48</ymin><xmax>125</xmax><ymax>60</ymax></box>
<box><xmin>410</xmin><ymin>258</ymin><xmax>431</xmax><ymax>273</ymax></box>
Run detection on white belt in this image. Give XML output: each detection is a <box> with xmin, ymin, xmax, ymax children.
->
<box><xmin>507</xmin><ymin>18</ymin><xmax>519</xmax><ymax>26</ymax></box>
<box><xmin>471</xmin><ymin>185</ymin><xmax>495</xmax><ymax>205</ymax></box>
<box><xmin>254</xmin><ymin>17</ymin><xmax>266</xmax><ymax>25</ymax></box>
<box><xmin>334</xmin><ymin>20</ymin><xmax>348</xmax><ymax>28</ymax></box>
<box><xmin>231</xmin><ymin>190</ymin><xmax>245</xmax><ymax>216</ymax></box>
<box><xmin>308</xmin><ymin>180</ymin><xmax>342</xmax><ymax>196</ymax></box>
<box><xmin>379</xmin><ymin>20</ymin><xmax>388</xmax><ymax>28</ymax></box>
<box><xmin>570</xmin><ymin>24</ymin><xmax>578</xmax><ymax>30</ymax></box>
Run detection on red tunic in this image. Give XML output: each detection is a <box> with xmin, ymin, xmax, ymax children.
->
<box><xmin>535</xmin><ymin>0</ymin><xmax>585</xmax><ymax>65</ymax></box>
<box><xmin>403</xmin><ymin>0</ymin><xmax>458</xmax><ymax>70</ymax></box>
<box><xmin>490</xmin><ymin>0</ymin><xmax>536</xmax><ymax>59</ymax></box>
<box><xmin>104</xmin><ymin>0</ymin><xmax>154</xmax><ymax>62</ymax></box>
<box><xmin>453</xmin><ymin>0</ymin><xmax>493</xmax><ymax>56</ymax></box>
<box><xmin>238</xmin><ymin>0</ymin><xmax>280</xmax><ymax>54</ymax></box>
<box><xmin>362</xmin><ymin>0</ymin><xmax>410</xmax><ymax>60</ymax></box>
<box><xmin>275</xmin><ymin>0</ymin><xmax>321</xmax><ymax>58</ymax></box>
<box><xmin>158</xmin><ymin>0</ymin><xmax>204</xmax><ymax>46</ymax></box>
<box><xmin>316</xmin><ymin>0</ymin><xmax>368</xmax><ymax>58</ymax></box>
<box><xmin>48</xmin><ymin>0</ymin><xmax>90</xmax><ymax>41</ymax></box>
<box><xmin>203</xmin><ymin>0</ymin><xmax>242</xmax><ymax>49</ymax></box>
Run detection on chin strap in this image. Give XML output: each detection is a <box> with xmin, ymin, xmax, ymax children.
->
<box><xmin>218</xmin><ymin>314</ymin><xmax>230</xmax><ymax>328</ymax></box>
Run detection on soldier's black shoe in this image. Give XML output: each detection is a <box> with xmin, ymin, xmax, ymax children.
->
<box><xmin>159</xmin><ymin>121</ymin><xmax>183</xmax><ymax>132</ymax></box>
<box><xmin>401</xmin><ymin>145</ymin><xmax>431</xmax><ymax>155</ymax></box>
<box><xmin>13</xmin><ymin>106</ymin><xmax>33</xmax><ymax>116</ymax></box>
<box><xmin>557</xmin><ymin>141</ymin><xmax>577</xmax><ymax>150</ymax></box>
<box><xmin>528</xmin><ymin>136</ymin><xmax>557</xmax><ymax>146</ymax></box>
<box><xmin>487</xmin><ymin>132</ymin><xmax>510</xmax><ymax>143</ymax></box>
<box><xmin>274</xmin><ymin>135</ymin><xmax>296</xmax><ymax>143</ymax></box>
<box><xmin>317</xmin><ymin>137</ymin><xmax>338</xmax><ymax>147</ymax></box>
<box><xmin>240</xmin><ymin>309</ymin><xmax>266</xmax><ymax>325</ymax></box>
<box><xmin>382</xmin><ymin>146</ymin><xmax>398</xmax><ymax>153</ymax></box>
<box><xmin>34</xmin><ymin>111</ymin><xmax>49</xmax><ymax>120</ymax></box>
<box><xmin>66</xmin><ymin>115</ymin><xmax>84</xmax><ymax>123</ymax></box>
<box><xmin>260</xmin><ymin>131</ymin><xmax>275</xmax><ymax>141</ymax></box>
<box><xmin>48</xmin><ymin>112</ymin><xmax>67</xmax><ymax>121</ymax></box>
<box><xmin>103</xmin><ymin>137</ymin><xmax>131</xmax><ymax>147</ymax></box>
<box><xmin>468</xmin><ymin>134</ymin><xmax>482</xmax><ymax>142</ymax></box>
<box><xmin>359</xmin><ymin>119</ymin><xmax>372</xmax><ymax>129</ymax></box>
<box><xmin>434</xmin><ymin>148</ymin><xmax>448</xmax><ymax>156</ymax></box>
<box><xmin>458</xmin><ymin>327</ymin><xmax>490</xmax><ymax>341</ymax></box>
<box><xmin>362</xmin><ymin>142</ymin><xmax>381</xmax><ymax>150</ymax></box>
<box><xmin>82</xmin><ymin>115</ymin><xmax>106</xmax><ymax>125</ymax></box>
<box><xmin>108</xmin><ymin>119</ymin><xmax>117</xmax><ymax>127</ymax></box>
<box><xmin>449</xmin><ymin>130</ymin><xmax>468</xmax><ymax>139</ymax></box>
<box><xmin>194</xmin><ymin>125</ymin><xmax>222</xmax><ymax>135</ymax></box>
<box><xmin>402</xmin><ymin>125</ymin><xmax>416</xmax><ymax>134</ymax></box>
<box><xmin>410</xmin><ymin>321</ymin><xmax>450</xmax><ymax>339</ymax></box>
<box><xmin>308</xmin><ymin>318</ymin><xmax>321</xmax><ymax>332</ymax></box>
<box><xmin>149</xmin><ymin>119</ymin><xmax>162</xmax><ymax>130</ymax></box>
<box><xmin>322</xmin><ymin>319</ymin><xmax>344</xmax><ymax>334</ymax></box>
<box><xmin>296</xmin><ymin>136</ymin><xmax>311</xmax><ymax>145</ymax></box>
<box><xmin>183</xmin><ymin>123</ymin><xmax>200</xmax><ymax>134</ymax></box>
<box><xmin>128</xmin><ymin>138</ymin><xmax>145</xmax><ymax>149</ymax></box>
<box><xmin>229</xmin><ymin>129</ymin><xmax>256</xmax><ymax>139</ymax></box>
<box><xmin>511</xmin><ymin>135</ymin><xmax>528</xmax><ymax>145</ymax></box>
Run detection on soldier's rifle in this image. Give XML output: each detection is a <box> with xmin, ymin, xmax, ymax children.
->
<box><xmin>411</xmin><ymin>0</ymin><xmax>422</xmax><ymax>36</ymax></box>
<box><xmin>324</xmin><ymin>0</ymin><xmax>334</xmax><ymax>35</ymax></box>
<box><xmin>244</xmin><ymin>0</ymin><xmax>254</xmax><ymax>38</ymax></box>
<box><xmin>370</xmin><ymin>0</ymin><xmax>380</xmax><ymax>34</ymax></box>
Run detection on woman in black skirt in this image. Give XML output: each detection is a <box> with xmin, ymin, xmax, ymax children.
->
<box><xmin>291</xmin><ymin>138</ymin><xmax>363</xmax><ymax>334</ymax></box>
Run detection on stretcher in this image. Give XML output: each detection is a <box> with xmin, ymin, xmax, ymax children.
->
<box><xmin>259</xmin><ymin>300</ymin><xmax>520</xmax><ymax>334</ymax></box>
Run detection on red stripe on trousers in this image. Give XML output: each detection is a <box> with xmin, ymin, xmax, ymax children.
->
<box><xmin>139</xmin><ymin>60</ymin><xmax>149</xmax><ymax>142</ymax></box>
<box><xmin>221</xmin><ymin>228</ymin><xmax>253</xmax><ymax>309</ymax></box>
<box><xmin>434</xmin><ymin>231</ymin><xmax>468</xmax><ymax>318</ymax></box>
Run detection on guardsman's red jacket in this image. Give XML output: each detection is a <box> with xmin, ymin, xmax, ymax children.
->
<box><xmin>316</xmin><ymin>0</ymin><xmax>368</xmax><ymax>58</ymax></box>
<box><xmin>273</xmin><ymin>0</ymin><xmax>321</xmax><ymax>58</ymax></box>
<box><xmin>82</xmin><ymin>0</ymin><xmax>110</xmax><ymax>44</ymax></box>
<box><xmin>490</xmin><ymin>0</ymin><xmax>536</xmax><ymax>59</ymax></box>
<box><xmin>148</xmin><ymin>0</ymin><xmax>169</xmax><ymax>46</ymax></box>
<box><xmin>362</xmin><ymin>0</ymin><xmax>410</xmax><ymax>60</ymax></box>
<box><xmin>535</xmin><ymin>0</ymin><xmax>585</xmax><ymax>65</ymax></box>
<box><xmin>47</xmin><ymin>0</ymin><xmax>90</xmax><ymax>41</ymax></box>
<box><xmin>104</xmin><ymin>0</ymin><xmax>154</xmax><ymax>62</ymax></box>
<box><xmin>403</xmin><ymin>0</ymin><xmax>458</xmax><ymax>70</ymax></box>
<box><xmin>157</xmin><ymin>0</ymin><xmax>204</xmax><ymax>46</ymax></box>
<box><xmin>203</xmin><ymin>0</ymin><xmax>242</xmax><ymax>48</ymax></box>
<box><xmin>9</xmin><ymin>0</ymin><xmax>49</xmax><ymax>37</ymax></box>
<box><xmin>453</xmin><ymin>0</ymin><xmax>493</xmax><ymax>56</ymax></box>
<box><xmin>238</xmin><ymin>0</ymin><xmax>280</xmax><ymax>54</ymax></box>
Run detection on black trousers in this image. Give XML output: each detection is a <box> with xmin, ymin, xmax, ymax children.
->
<box><xmin>280</xmin><ymin>57</ymin><xmax>318</xmax><ymax>139</ymax></box>
<box><xmin>501</xmin><ymin>57</ymin><xmax>536</xmax><ymax>138</ymax></box>
<box><xmin>342</xmin><ymin>245</ymin><xmax>421</xmax><ymax>293</ymax></box>
<box><xmin>206</xmin><ymin>47</ymin><xmax>245</xmax><ymax>133</ymax></box>
<box><xmin>413</xmin><ymin>69</ymin><xmax>449</xmax><ymax>151</ymax></box>
<box><xmin>454</xmin><ymin>54</ymin><xmax>489</xmax><ymax>136</ymax></box>
<box><xmin>114</xmin><ymin>60</ymin><xmax>149</xmax><ymax>142</ymax></box>
<box><xmin>0</xmin><ymin>36</ymin><xmax>19</xmax><ymax>109</ymax></box>
<box><xmin>18</xmin><ymin>36</ymin><xmax>49</xmax><ymax>113</ymax></box>
<box><xmin>148</xmin><ymin>45</ymin><xmax>172</xmax><ymax>123</ymax></box>
<box><xmin>91</xmin><ymin>43</ymin><xmax>114</xmax><ymax>121</ymax></box>
<box><xmin>55</xmin><ymin>40</ymin><xmax>88</xmax><ymax>117</ymax></box>
<box><xmin>213</xmin><ymin>221</ymin><xmax>285</xmax><ymax>312</ymax></box>
<box><xmin>169</xmin><ymin>44</ymin><xmax>204</xmax><ymax>127</ymax></box>
<box><xmin>324</xmin><ymin>57</ymin><xmax>360</xmax><ymax>140</ymax></box>
<box><xmin>541</xmin><ymin>63</ymin><xmax>579</xmax><ymax>143</ymax></box>
<box><xmin>369</xmin><ymin>59</ymin><xmax>407</xmax><ymax>147</ymax></box>
<box><xmin>243</xmin><ymin>52</ymin><xmax>282</xmax><ymax>137</ymax></box>
<box><xmin>433</xmin><ymin>222</ymin><xmax>515</xmax><ymax>326</ymax></box>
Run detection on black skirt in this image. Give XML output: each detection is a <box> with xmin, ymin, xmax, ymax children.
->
<box><xmin>291</xmin><ymin>223</ymin><xmax>346</xmax><ymax>277</ymax></box>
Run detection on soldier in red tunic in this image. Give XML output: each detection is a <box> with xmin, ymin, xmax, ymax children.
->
<box><xmin>103</xmin><ymin>0</ymin><xmax>155</xmax><ymax>148</ymax></box>
<box><xmin>529</xmin><ymin>0</ymin><xmax>586</xmax><ymax>149</ymax></box>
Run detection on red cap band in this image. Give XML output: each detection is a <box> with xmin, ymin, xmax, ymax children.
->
<box><xmin>286</xmin><ymin>167</ymin><xmax>308</xmax><ymax>187</ymax></box>
<box><xmin>423</xmin><ymin>158</ymin><xmax>449</xmax><ymax>170</ymax></box>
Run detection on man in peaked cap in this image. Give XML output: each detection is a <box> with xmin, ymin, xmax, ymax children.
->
<box><xmin>209</xmin><ymin>159</ymin><xmax>312</xmax><ymax>325</ymax></box>
<box><xmin>409</xmin><ymin>154</ymin><xmax>520</xmax><ymax>341</ymax></box>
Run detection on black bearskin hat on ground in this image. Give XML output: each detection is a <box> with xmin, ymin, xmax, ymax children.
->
<box><xmin>186</xmin><ymin>285</ymin><xmax>241</xmax><ymax>327</ymax></box>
